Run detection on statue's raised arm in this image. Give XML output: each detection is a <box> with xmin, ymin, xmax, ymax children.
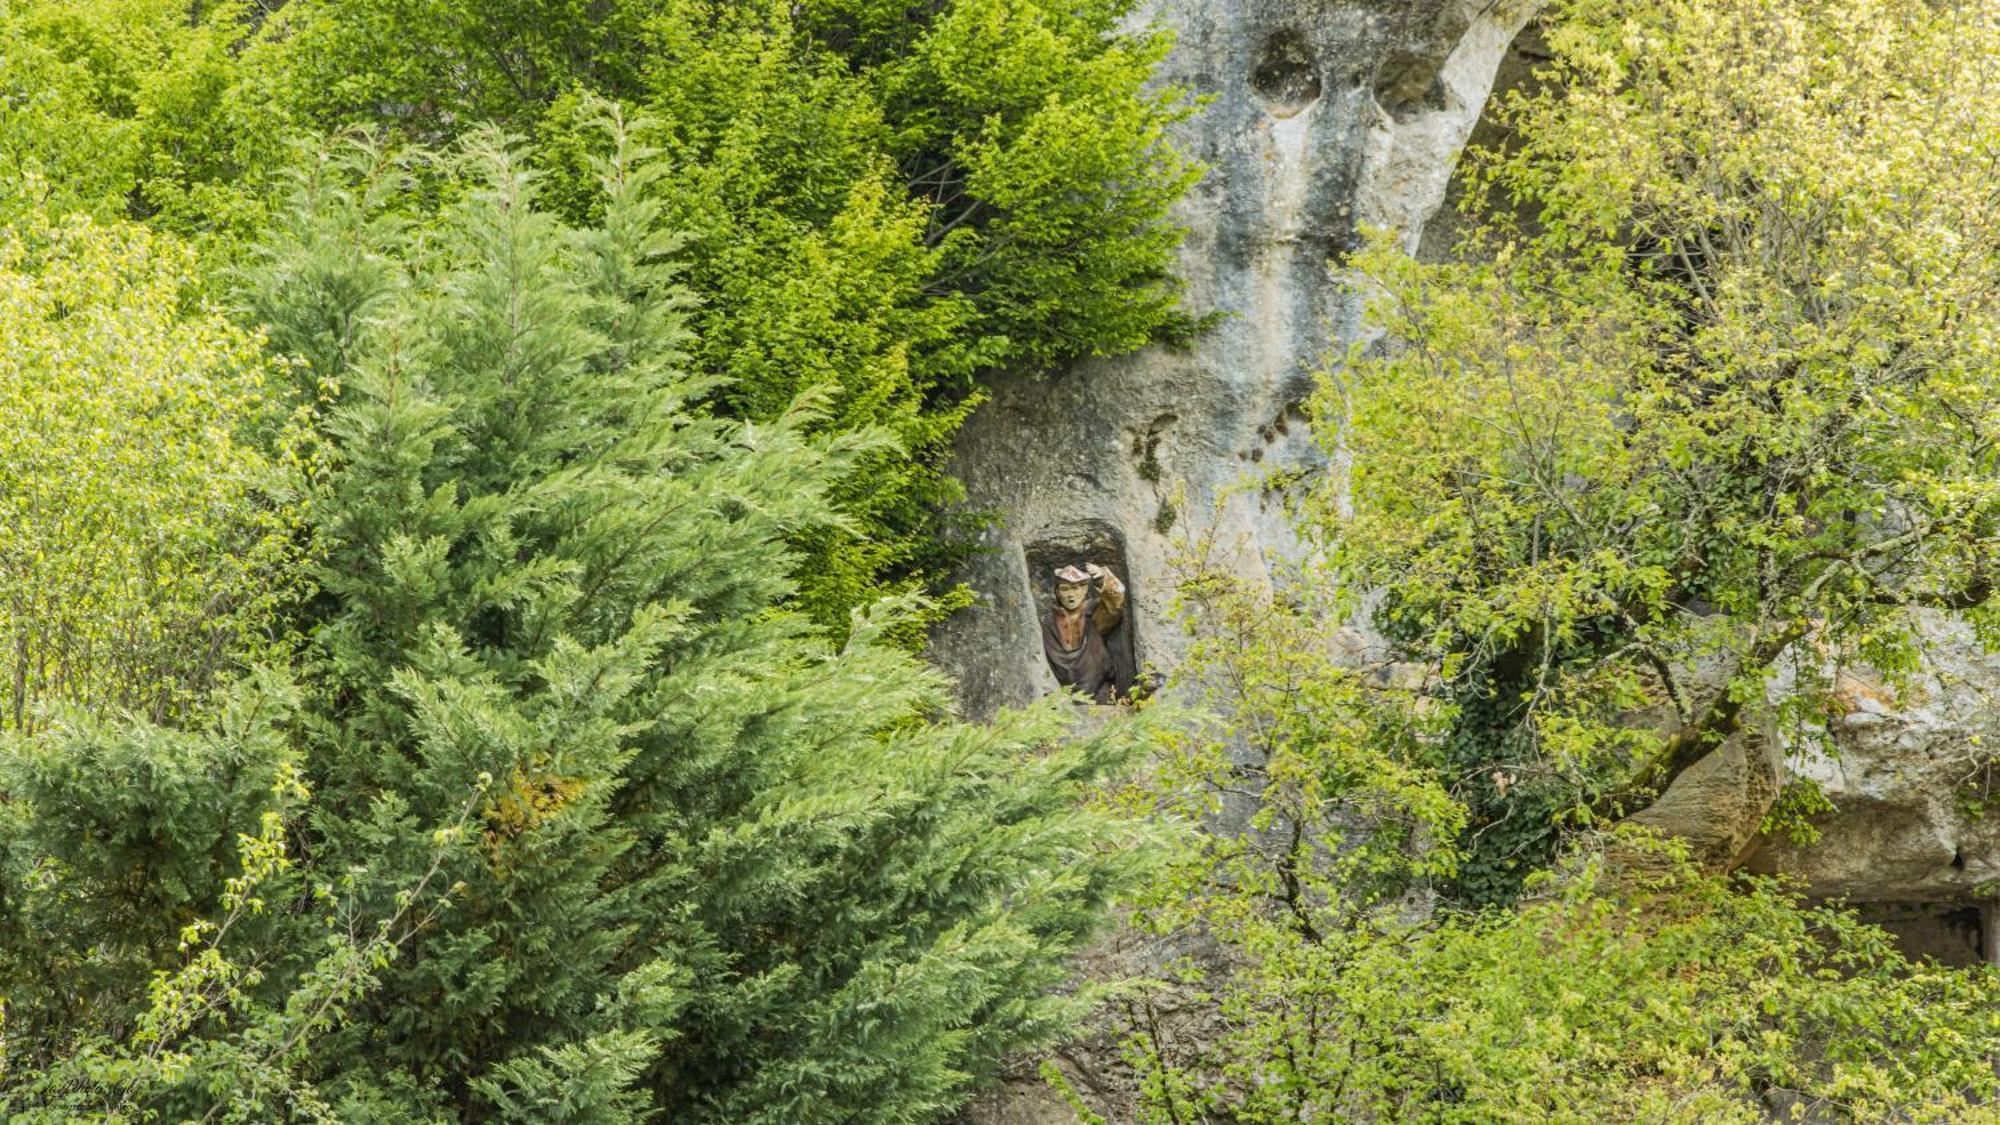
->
<box><xmin>1085</xmin><ymin>563</ymin><xmax>1124</xmax><ymax>635</ymax></box>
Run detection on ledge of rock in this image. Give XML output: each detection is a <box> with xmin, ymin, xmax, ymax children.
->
<box><xmin>1622</xmin><ymin>720</ymin><xmax>1784</xmax><ymax>874</ymax></box>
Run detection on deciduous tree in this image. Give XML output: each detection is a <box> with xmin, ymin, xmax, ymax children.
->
<box><xmin>1315</xmin><ymin>0</ymin><xmax>2000</xmax><ymax>899</ymax></box>
<box><xmin>0</xmin><ymin>210</ymin><xmax>297</xmax><ymax>732</ymax></box>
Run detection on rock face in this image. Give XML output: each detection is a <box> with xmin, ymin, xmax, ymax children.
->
<box><xmin>1625</xmin><ymin>723</ymin><xmax>1785</xmax><ymax>873</ymax></box>
<box><xmin>939</xmin><ymin>3</ymin><xmax>1539</xmax><ymax>1122</ymax></box>
<box><xmin>929</xmin><ymin>0</ymin><xmax>1538</xmax><ymax>720</ymax></box>
<box><xmin>1608</xmin><ymin>611</ymin><xmax>2000</xmax><ymax>915</ymax></box>
<box><xmin>1742</xmin><ymin>613</ymin><xmax>2000</xmax><ymax>907</ymax></box>
<box><xmin>935</xmin><ymin>2</ymin><xmax>2000</xmax><ymax>1120</ymax></box>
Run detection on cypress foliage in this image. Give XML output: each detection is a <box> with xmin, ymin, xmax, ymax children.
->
<box><xmin>12</xmin><ymin>124</ymin><xmax>1147</xmax><ymax>1121</ymax></box>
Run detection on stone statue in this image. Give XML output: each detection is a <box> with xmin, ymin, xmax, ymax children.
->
<box><xmin>1041</xmin><ymin>562</ymin><xmax>1130</xmax><ymax>704</ymax></box>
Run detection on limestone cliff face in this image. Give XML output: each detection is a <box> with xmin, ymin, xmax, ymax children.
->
<box><xmin>1742</xmin><ymin>614</ymin><xmax>2000</xmax><ymax>905</ymax></box>
<box><xmin>937</xmin><ymin>3</ymin><xmax>2000</xmax><ymax>1118</ymax></box>
<box><xmin>929</xmin><ymin>0</ymin><xmax>1537</xmax><ymax>720</ymax></box>
<box><xmin>938</xmin><ymin>14</ymin><xmax>1540</xmax><ymax>1118</ymax></box>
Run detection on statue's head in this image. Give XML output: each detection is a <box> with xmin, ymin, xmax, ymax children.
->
<box><xmin>1053</xmin><ymin>564</ymin><xmax>1091</xmax><ymax>611</ymax></box>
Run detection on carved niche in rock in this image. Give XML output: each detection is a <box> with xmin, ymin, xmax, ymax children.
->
<box><xmin>1026</xmin><ymin>526</ymin><xmax>1136</xmax><ymax>704</ymax></box>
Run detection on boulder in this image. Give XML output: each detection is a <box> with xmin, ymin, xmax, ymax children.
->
<box><xmin>1742</xmin><ymin>613</ymin><xmax>2000</xmax><ymax>905</ymax></box>
<box><xmin>1620</xmin><ymin>720</ymin><xmax>1784</xmax><ymax>874</ymax></box>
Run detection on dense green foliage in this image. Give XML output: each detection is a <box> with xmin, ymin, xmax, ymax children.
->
<box><xmin>0</xmin><ymin>208</ymin><xmax>299</xmax><ymax>732</ymax></box>
<box><xmin>270</xmin><ymin>0</ymin><xmax>1198</xmax><ymax>368</ymax></box>
<box><xmin>0</xmin><ymin>131</ymin><xmax>1154</xmax><ymax>1120</ymax></box>
<box><xmin>0</xmin><ymin>2</ymin><xmax>1198</xmax><ymax>1116</ymax></box>
<box><xmin>0</xmin><ymin>0</ymin><xmax>1197</xmax><ymax>625</ymax></box>
<box><xmin>1131</xmin><ymin>833</ymin><xmax>2000</xmax><ymax>1123</ymax></box>
<box><xmin>1312</xmin><ymin>0</ymin><xmax>2000</xmax><ymax>903</ymax></box>
<box><xmin>0</xmin><ymin>0</ymin><xmax>286</xmax><ymax>241</ymax></box>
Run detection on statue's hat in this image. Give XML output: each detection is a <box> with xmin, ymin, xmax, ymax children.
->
<box><xmin>1052</xmin><ymin>564</ymin><xmax>1092</xmax><ymax>585</ymax></box>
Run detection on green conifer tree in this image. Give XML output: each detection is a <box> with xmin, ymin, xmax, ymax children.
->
<box><xmin>154</xmin><ymin>124</ymin><xmax>1143</xmax><ymax>1120</ymax></box>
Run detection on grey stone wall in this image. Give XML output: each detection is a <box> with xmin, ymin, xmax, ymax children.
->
<box><xmin>930</xmin><ymin>0</ymin><xmax>1538</xmax><ymax>720</ymax></box>
<box><xmin>1744</xmin><ymin>613</ymin><xmax>2000</xmax><ymax>905</ymax></box>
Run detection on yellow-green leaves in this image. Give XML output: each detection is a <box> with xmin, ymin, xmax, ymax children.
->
<box><xmin>0</xmin><ymin>211</ymin><xmax>298</xmax><ymax>730</ymax></box>
<box><xmin>0</xmin><ymin>0</ymin><xmax>294</xmax><ymax>252</ymax></box>
<box><xmin>1131</xmin><ymin>832</ymin><xmax>2000</xmax><ymax>1123</ymax></box>
<box><xmin>1308</xmin><ymin>0</ymin><xmax>2000</xmax><ymax>898</ymax></box>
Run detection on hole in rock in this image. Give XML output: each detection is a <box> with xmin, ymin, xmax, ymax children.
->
<box><xmin>1251</xmin><ymin>29</ymin><xmax>1321</xmax><ymax>117</ymax></box>
<box><xmin>1026</xmin><ymin>523</ymin><xmax>1137</xmax><ymax>704</ymax></box>
<box><xmin>1850</xmin><ymin>902</ymin><xmax>1983</xmax><ymax>967</ymax></box>
<box><xmin>1372</xmin><ymin>49</ymin><xmax>1448</xmax><ymax>120</ymax></box>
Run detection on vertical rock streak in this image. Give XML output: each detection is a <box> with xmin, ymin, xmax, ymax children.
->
<box><xmin>933</xmin><ymin>0</ymin><xmax>1538</xmax><ymax>717</ymax></box>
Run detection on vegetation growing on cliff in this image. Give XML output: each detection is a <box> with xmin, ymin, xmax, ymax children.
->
<box><xmin>6</xmin><ymin>0</ymin><xmax>2000</xmax><ymax>1119</ymax></box>
<box><xmin>1324</xmin><ymin>0</ymin><xmax>2000</xmax><ymax>905</ymax></box>
<box><xmin>1117</xmin><ymin>0</ymin><xmax>2000</xmax><ymax>1118</ymax></box>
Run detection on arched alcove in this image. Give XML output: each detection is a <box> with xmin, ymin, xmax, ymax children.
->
<box><xmin>1024</xmin><ymin>521</ymin><xmax>1137</xmax><ymax>702</ymax></box>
